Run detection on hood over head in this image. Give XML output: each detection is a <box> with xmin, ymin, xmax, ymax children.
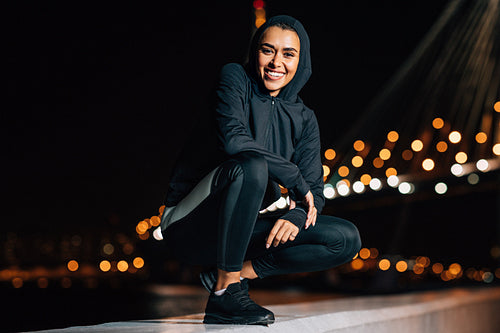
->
<box><xmin>246</xmin><ymin>15</ymin><xmax>311</xmax><ymax>101</ymax></box>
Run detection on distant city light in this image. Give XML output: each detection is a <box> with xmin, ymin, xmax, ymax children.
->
<box><xmin>360</xmin><ymin>174</ymin><xmax>372</xmax><ymax>185</ymax></box>
<box><xmin>455</xmin><ymin>152</ymin><xmax>468</xmax><ymax>164</ymax></box>
<box><xmin>338</xmin><ymin>166</ymin><xmax>349</xmax><ymax>177</ymax></box>
<box><xmin>353</xmin><ymin>140</ymin><xmax>365</xmax><ymax>151</ymax></box>
<box><xmin>450</xmin><ymin>163</ymin><xmax>464</xmax><ymax>176</ymax></box>
<box><xmin>379</xmin><ymin>148</ymin><xmax>391</xmax><ymax>160</ymax></box>
<box><xmin>324</xmin><ymin>148</ymin><xmax>336</xmax><ymax>160</ymax></box>
<box><xmin>351</xmin><ymin>155</ymin><xmax>363</xmax><ymax>167</ymax></box>
<box><xmin>387</xmin><ymin>130</ymin><xmax>399</xmax><ymax>142</ymax></box>
<box><xmin>432</xmin><ymin>117</ymin><xmax>444</xmax><ymax>129</ymax></box>
<box><xmin>323</xmin><ymin>184</ymin><xmax>335</xmax><ymax>199</ymax></box>
<box><xmin>378</xmin><ymin>259</ymin><xmax>391</xmax><ymax>271</ymax></box>
<box><xmin>337</xmin><ymin>181</ymin><xmax>350</xmax><ymax>196</ymax></box>
<box><xmin>422</xmin><ymin>158</ymin><xmax>435</xmax><ymax>171</ymax></box>
<box><xmin>99</xmin><ymin>260</ymin><xmax>111</xmax><ymax>272</ymax></box>
<box><xmin>476</xmin><ymin>159</ymin><xmax>489</xmax><ymax>172</ymax></box>
<box><xmin>385</xmin><ymin>167</ymin><xmax>397</xmax><ymax>177</ymax></box>
<box><xmin>398</xmin><ymin>182</ymin><xmax>414</xmax><ymax>194</ymax></box>
<box><xmin>435</xmin><ymin>182</ymin><xmax>448</xmax><ymax>194</ymax></box>
<box><xmin>494</xmin><ymin>143</ymin><xmax>500</xmax><ymax>155</ymax></box>
<box><xmin>467</xmin><ymin>173</ymin><xmax>479</xmax><ymax>185</ymax></box>
<box><xmin>475</xmin><ymin>132</ymin><xmax>487</xmax><ymax>143</ymax></box>
<box><xmin>402</xmin><ymin>149</ymin><xmax>413</xmax><ymax>160</ymax></box>
<box><xmin>411</xmin><ymin>139</ymin><xmax>423</xmax><ymax>152</ymax></box>
<box><xmin>373</xmin><ymin>157</ymin><xmax>384</xmax><ymax>168</ymax></box>
<box><xmin>387</xmin><ymin>175</ymin><xmax>399</xmax><ymax>188</ymax></box>
<box><xmin>323</xmin><ymin>165</ymin><xmax>331</xmax><ymax>177</ymax></box>
<box><xmin>449</xmin><ymin>131</ymin><xmax>461</xmax><ymax>143</ymax></box>
<box><xmin>369</xmin><ymin>178</ymin><xmax>382</xmax><ymax>190</ymax></box>
<box><xmin>494</xmin><ymin>101</ymin><xmax>500</xmax><ymax>112</ymax></box>
<box><xmin>353</xmin><ymin>181</ymin><xmax>365</xmax><ymax>194</ymax></box>
<box><xmin>436</xmin><ymin>141</ymin><xmax>448</xmax><ymax>152</ymax></box>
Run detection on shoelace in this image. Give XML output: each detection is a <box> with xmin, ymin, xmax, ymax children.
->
<box><xmin>232</xmin><ymin>289</ymin><xmax>259</xmax><ymax>309</ymax></box>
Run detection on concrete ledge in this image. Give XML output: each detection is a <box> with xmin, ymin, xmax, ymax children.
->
<box><xmin>36</xmin><ymin>287</ymin><xmax>500</xmax><ymax>333</ymax></box>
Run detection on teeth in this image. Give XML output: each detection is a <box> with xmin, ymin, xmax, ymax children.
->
<box><xmin>267</xmin><ymin>71</ymin><xmax>284</xmax><ymax>77</ymax></box>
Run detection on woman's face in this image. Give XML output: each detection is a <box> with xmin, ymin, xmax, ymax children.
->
<box><xmin>256</xmin><ymin>26</ymin><xmax>300</xmax><ymax>97</ymax></box>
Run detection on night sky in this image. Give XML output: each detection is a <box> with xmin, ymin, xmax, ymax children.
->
<box><xmin>4</xmin><ymin>1</ymin><xmax>450</xmax><ymax>232</ymax></box>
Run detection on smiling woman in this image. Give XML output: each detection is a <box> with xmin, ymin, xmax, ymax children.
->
<box><xmin>257</xmin><ymin>25</ymin><xmax>300</xmax><ymax>96</ymax></box>
<box><xmin>156</xmin><ymin>15</ymin><xmax>361</xmax><ymax>326</ymax></box>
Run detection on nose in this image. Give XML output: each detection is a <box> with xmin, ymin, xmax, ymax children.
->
<box><xmin>270</xmin><ymin>52</ymin><xmax>283</xmax><ymax>68</ymax></box>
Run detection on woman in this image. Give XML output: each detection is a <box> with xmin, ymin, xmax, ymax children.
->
<box><xmin>155</xmin><ymin>15</ymin><xmax>361</xmax><ymax>325</ymax></box>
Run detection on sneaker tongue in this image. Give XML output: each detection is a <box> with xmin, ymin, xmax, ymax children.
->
<box><xmin>225</xmin><ymin>282</ymin><xmax>242</xmax><ymax>293</ymax></box>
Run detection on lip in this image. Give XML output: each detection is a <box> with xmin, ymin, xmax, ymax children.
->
<box><xmin>264</xmin><ymin>68</ymin><xmax>286</xmax><ymax>81</ymax></box>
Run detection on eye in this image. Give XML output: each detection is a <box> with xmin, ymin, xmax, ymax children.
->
<box><xmin>260</xmin><ymin>47</ymin><xmax>274</xmax><ymax>55</ymax></box>
<box><xmin>284</xmin><ymin>52</ymin><xmax>295</xmax><ymax>58</ymax></box>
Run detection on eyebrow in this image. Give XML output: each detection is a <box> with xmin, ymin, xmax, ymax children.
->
<box><xmin>260</xmin><ymin>42</ymin><xmax>298</xmax><ymax>53</ymax></box>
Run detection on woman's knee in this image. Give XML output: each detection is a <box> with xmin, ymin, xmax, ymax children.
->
<box><xmin>231</xmin><ymin>151</ymin><xmax>268</xmax><ymax>189</ymax></box>
<box><xmin>321</xmin><ymin>216</ymin><xmax>362</xmax><ymax>262</ymax></box>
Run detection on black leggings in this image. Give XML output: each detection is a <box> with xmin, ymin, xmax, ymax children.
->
<box><xmin>163</xmin><ymin>151</ymin><xmax>361</xmax><ymax>278</ymax></box>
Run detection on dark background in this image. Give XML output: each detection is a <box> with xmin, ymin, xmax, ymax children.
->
<box><xmin>4</xmin><ymin>0</ymin><xmax>450</xmax><ymax>232</ymax></box>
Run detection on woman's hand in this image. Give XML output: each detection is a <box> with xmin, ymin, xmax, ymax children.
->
<box><xmin>304</xmin><ymin>191</ymin><xmax>317</xmax><ymax>229</ymax></box>
<box><xmin>266</xmin><ymin>219</ymin><xmax>299</xmax><ymax>248</ymax></box>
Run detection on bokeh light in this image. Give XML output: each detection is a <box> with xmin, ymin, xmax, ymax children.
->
<box><xmin>455</xmin><ymin>152</ymin><xmax>468</xmax><ymax>164</ymax></box>
<box><xmin>324</xmin><ymin>148</ymin><xmax>336</xmax><ymax>160</ymax></box>
<box><xmin>387</xmin><ymin>175</ymin><xmax>399</xmax><ymax>188</ymax></box>
<box><xmin>436</xmin><ymin>141</ymin><xmax>448</xmax><ymax>152</ymax></box>
<box><xmin>402</xmin><ymin>149</ymin><xmax>413</xmax><ymax>160</ymax></box>
<box><xmin>451</xmin><ymin>163</ymin><xmax>463</xmax><ymax>176</ymax></box>
<box><xmin>353</xmin><ymin>140</ymin><xmax>365</xmax><ymax>152</ymax></box>
<box><xmin>323</xmin><ymin>165</ymin><xmax>331</xmax><ymax>177</ymax></box>
<box><xmin>476</xmin><ymin>159</ymin><xmax>489</xmax><ymax>172</ymax></box>
<box><xmin>378</xmin><ymin>259</ymin><xmax>391</xmax><ymax>271</ymax></box>
<box><xmin>494</xmin><ymin>101</ymin><xmax>500</xmax><ymax>112</ymax></box>
<box><xmin>422</xmin><ymin>158</ymin><xmax>435</xmax><ymax>171</ymax></box>
<box><xmin>435</xmin><ymin>182</ymin><xmax>447</xmax><ymax>194</ymax></box>
<box><xmin>448</xmin><ymin>131</ymin><xmax>461</xmax><ymax>143</ymax></box>
<box><xmin>411</xmin><ymin>140</ymin><xmax>423</xmax><ymax>152</ymax></box>
<box><xmin>387</xmin><ymin>131</ymin><xmax>399</xmax><ymax>142</ymax></box>
<box><xmin>353</xmin><ymin>181</ymin><xmax>365</xmax><ymax>194</ymax></box>
<box><xmin>338</xmin><ymin>166</ymin><xmax>349</xmax><ymax>177</ymax></box>
<box><xmin>100</xmin><ymin>260</ymin><xmax>111</xmax><ymax>272</ymax></box>
<box><xmin>467</xmin><ymin>173</ymin><xmax>479</xmax><ymax>185</ymax></box>
<box><xmin>67</xmin><ymin>260</ymin><xmax>79</xmax><ymax>272</ymax></box>
<box><xmin>432</xmin><ymin>117</ymin><xmax>444</xmax><ymax>129</ymax></box>
<box><xmin>396</xmin><ymin>261</ymin><xmax>408</xmax><ymax>272</ymax></box>
<box><xmin>379</xmin><ymin>148</ymin><xmax>391</xmax><ymax>160</ymax></box>
<box><xmin>373</xmin><ymin>157</ymin><xmax>384</xmax><ymax>168</ymax></box>
<box><xmin>385</xmin><ymin>167</ymin><xmax>397</xmax><ymax>177</ymax></box>
<box><xmin>351</xmin><ymin>156</ymin><xmax>363</xmax><ymax>167</ymax></box>
<box><xmin>494</xmin><ymin>143</ymin><xmax>500</xmax><ymax>155</ymax></box>
<box><xmin>360</xmin><ymin>174</ymin><xmax>372</xmax><ymax>185</ymax></box>
<box><xmin>475</xmin><ymin>132</ymin><xmax>487</xmax><ymax>143</ymax></box>
<box><xmin>369</xmin><ymin>178</ymin><xmax>382</xmax><ymax>190</ymax></box>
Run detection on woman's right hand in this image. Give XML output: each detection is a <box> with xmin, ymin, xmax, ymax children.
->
<box><xmin>304</xmin><ymin>191</ymin><xmax>317</xmax><ymax>229</ymax></box>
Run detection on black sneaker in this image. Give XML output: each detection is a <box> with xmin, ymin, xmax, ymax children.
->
<box><xmin>203</xmin><ymin>282</ymin><xmax>274</xmax><ymax>325</ymax></box>
<box><xmin>200</xmin><ymin>269</ymin><xmax>248</xmax><ymax>293</ymax></box>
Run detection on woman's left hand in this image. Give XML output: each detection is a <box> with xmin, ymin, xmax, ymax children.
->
<box><xmin>266</xmin><ymin>219</ymin><xmax>299</xmax><ymax>248</ymax></box>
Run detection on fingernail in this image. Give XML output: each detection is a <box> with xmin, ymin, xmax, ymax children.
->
<box><xmin>266</xmin><ymin>244</ymin><xmax>270</xmax><ymax>249</ymax></box>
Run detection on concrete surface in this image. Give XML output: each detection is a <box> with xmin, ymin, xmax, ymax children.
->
<box><xmin>32</xmin><ymin>287</ymin><xmax>500</xmax><ymax>333</ymax></box>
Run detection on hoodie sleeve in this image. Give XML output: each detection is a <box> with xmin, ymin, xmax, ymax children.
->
<box><xmin>215</xmin><ymin>63</ymin><xmax>310</xmax><ymax>200</ymax></box>
<box><xmin>289</xmin><ymin>109</ymin><xmax>325</xmax><ymax>214</ymax></box>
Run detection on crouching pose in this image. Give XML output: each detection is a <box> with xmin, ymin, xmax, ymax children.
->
<box><xmin>156</xmin><ymin>15</ymin><xmax>361</xmax><ymax>325</ymax></box>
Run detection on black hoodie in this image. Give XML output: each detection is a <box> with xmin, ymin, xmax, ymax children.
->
<box><xmin>164</xmin><ymin>15</ymin><xmax>324</xmax><ymax>229</ymax></box>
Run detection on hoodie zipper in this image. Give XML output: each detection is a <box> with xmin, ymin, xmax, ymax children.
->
<box><xmin>263</xmin><ymin>97</ymin><xmax>275</xmax><ymax>145</ymax></box>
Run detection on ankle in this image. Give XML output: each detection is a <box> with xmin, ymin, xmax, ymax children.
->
<box><xmin>215</xmin><ymin>270</ymin><xmax>241</xmax><ymax>291</ymax></box>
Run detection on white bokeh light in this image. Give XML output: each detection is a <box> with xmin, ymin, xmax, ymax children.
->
<box><xmin>450</xmin><ymin>163</ymin><xmax>463</xmax><ymax>176</ymax></box>
<box><xmin>323</xmin><ymin>185</ymin><xmax>336</xmax><ymax>199</ymax></box>
<box><xmin>435</xmin><ymin>182</ymin><xmax>448</xmax><ymax>194</ymax></box>
<box><xmin>476</xmin><ymin>159</ymin><xmax>489</xmax><ymax>172</ymax></box>
<box><xmin>353</xmin><ymin>181</ymin><xmax>365</xmax><ymax>194</ymax></box>
<box><xmin>337</xmin><ymin>182</ymin><xmax>350</xmax><ymax>196</ymax></box>
<box><xmin>387</xmin><ymin>175</ymin><xmax>399</xmax><ymax>188</ymax></box>
<box><xmin>369</xmin><ymin>178</ymin><xmax>382</xmax><ymax>191</ymax></box>
<box><xmin>398</xmin><ymin>182</ymin><xmax>414</xmax><ymax>194</ymax></box>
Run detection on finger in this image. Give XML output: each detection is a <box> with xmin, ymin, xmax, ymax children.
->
<box><xmin>273</xmin><ymin>225</ymin><xmax>287</xmax><ymax>247</ymax></box>
<box><xmin>289</xmin><ymin>199</ymin><xmax>296</xmax><ymax>210</ymax></box>
<box><xmin>281</xmin><ymin>228</ymin><xmax>294</xmax><ymax>244</ymax></box>
<box><xmin>311</xmin><ymin>207</ymin><xmax>318</xmax><ymax>226</ymax></box>
<box><xmin>266</xmin><ymin>220</ymin><xmax>283</xmax><ymax>248</ymax></box>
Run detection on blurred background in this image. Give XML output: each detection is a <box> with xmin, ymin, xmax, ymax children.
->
<box><xmin>3</xmin><ymin>0</ymin><xmax>499</xmax><ymax>331</ymax></box>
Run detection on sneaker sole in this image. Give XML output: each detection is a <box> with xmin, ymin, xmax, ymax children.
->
<box><xmin>203</xmin><ymin>313</ymin><xmax>274</xmax><ymax>325</ymax></box>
